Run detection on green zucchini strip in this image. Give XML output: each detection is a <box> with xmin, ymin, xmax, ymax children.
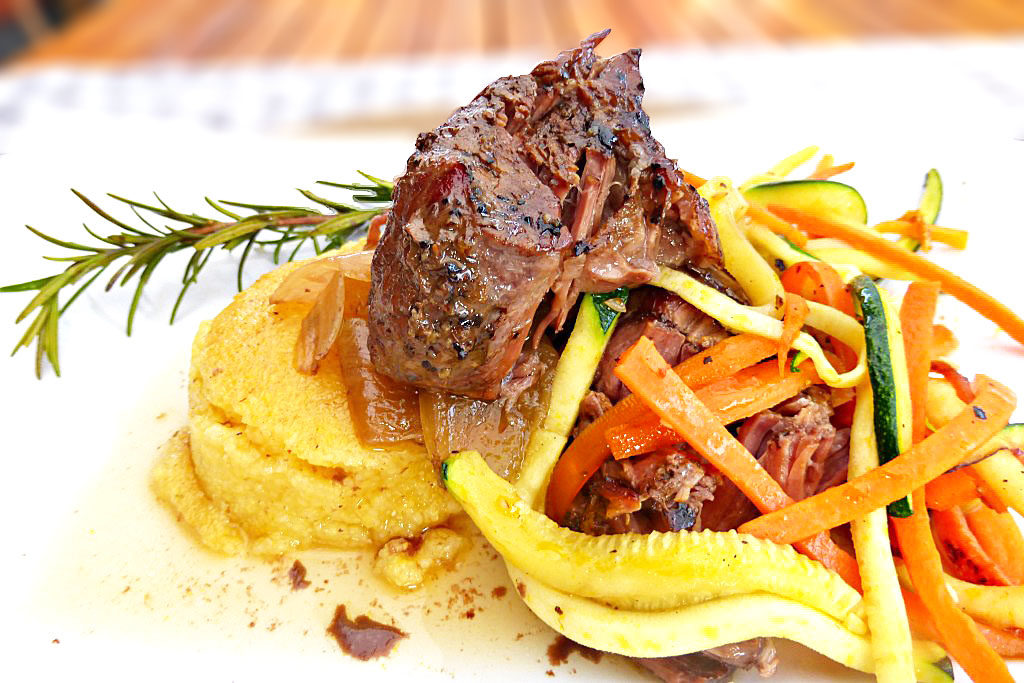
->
<box><xmin>508</xmin><ymin>565</ymin><xmax>950</xmax><ymax>683</ymax></box>
<box><xmin>849</xmin><ymin>380</ymin><xmax>916</xmax><ymax>682</ymax></box>
<box><xmin>699</xmin><ymin>176</ymin><xmax>784</xmax><ymax>309</ymax></box>
<box><xmin>654</xmin><ymin>266</ymin><xmax>866</xmax><ymax>388</ymax></box>
<box><xmin>445</xmin><ymin>450</ymin><xmax>864</xmax><ymax>624</ymax></box>
<box><xmin>515</xmin><ymin>293</ymin><xmax>622</xmax><ymax>507</ymax></box>
<box><xmin>850</xmin><ymin>276</ymin><xmax>914</xmax><ymax>517</ymax></box>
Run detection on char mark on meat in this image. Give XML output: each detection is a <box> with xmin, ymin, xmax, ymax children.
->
<box><xmin>701</xmin><ymin>388</ymin><xmax>851</xmax><ymax>532</ymax></box>
<box><xmin>369</xmin><ymin>30</ymin><xmax>726</xmax><ymax>399</ymax></box>
<box><xmin>592</xmin><ymin>286</ymin><xmax>730</xmax><ymax>403</ymax></box>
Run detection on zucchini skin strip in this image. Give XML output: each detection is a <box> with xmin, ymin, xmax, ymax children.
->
<box><xmin>850</xmin><ymin>276</ymin><xmax>914</xmax><ymax>517</ymax></box>
<box><xmin>515</xmin><ymin>294</ymin><xmax>620</xmax><ymax>508</ymax></box>
<box><xmin>653</xmin><ymin>266</ymin><xmax>866</xmax><ymax>388</ymax></box>
<box><xmin>509</xmin><ymin>566</ymin><xmax>950</xmax><ymax>683</ymax></box>
<box><xmin>445</xmin><ymin>450</ymin><xmax>864</xmax><ymax>625</ymax></box>
<box><xmin>849</xmin><ymin>382</ymin><xmax>916</xmax><ymax>682</ymax></box>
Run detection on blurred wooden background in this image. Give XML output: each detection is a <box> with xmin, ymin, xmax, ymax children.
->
<box><xmin>8</xmin><ymin>0</ymin><xmax>1024</xmax><ymax>64</ymax></box>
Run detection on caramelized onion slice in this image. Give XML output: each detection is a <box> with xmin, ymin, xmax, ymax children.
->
<box><xmin>338</xmin><ymin>319</ymin><xmax>422</xmax><ymax>445</ymax></box>
<box><xmin>270</xmin><ymin>251</ymin><xmax>373</xmax><ymax>305</ymax></box>
<box><xmin>420</xmin><ymin>339</ymin><xmax>558</xmax><ymax>480</ymax></box>
<box><xmin>294</xmin><ymin>270</ymin><xmax>346</xmax><ymax>374</ymax></box>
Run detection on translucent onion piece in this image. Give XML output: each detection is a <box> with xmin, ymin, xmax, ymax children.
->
<box><xmin>337</xmin><ymin>318</ymin><xmax>422</xmax><ymax>446</ymax></box>
<box><xmin>270</xmin><ymin>251</ymin><xmax>374</xmax><ymax>305</ymax></box>
<box><xmin>420</xmin><ymin>340</ymin><xmax>557</xmax><ymax>480</ymax></box>
<box><xmin>294</xmin><ymin>270</ymin><xmax>345</xmax><ymax>374</ymax></box>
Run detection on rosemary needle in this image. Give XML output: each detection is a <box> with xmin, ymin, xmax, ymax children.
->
<box><xmin>1</xmin><ymin>173</ymin><xmax>393</xmax><ymax>378</ymax></box>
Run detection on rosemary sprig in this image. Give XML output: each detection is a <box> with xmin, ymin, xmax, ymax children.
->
<box><xmin>2</xmin><ymin>172</ymin><xmax>394</xmax><ymax>378</ymax></box>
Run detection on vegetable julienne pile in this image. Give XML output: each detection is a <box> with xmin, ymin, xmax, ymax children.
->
<box><xmin>441</xmin><ymin>147</ymin><xmax>1024</xmax><ymax>683</ymax></box>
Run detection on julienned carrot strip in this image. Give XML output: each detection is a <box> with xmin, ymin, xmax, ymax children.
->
<box><xmin>924</xmin><ymin>470</ymin><xmax>979</xmax><ymax>511</ymax></box>
<box><xmin>607</xmin><ymin>358</ymin><xmax>820</xmax><ymax>460</ymax></box>
<box><xmin>931</xmin><ymin>324</ymin><xmax>958</xmax><ymax>358</ymax></box>
<box><xmin>809</xmin><ymin>159</ymin><xmax>855</xmax><ymax>180</ymax></box>
<box><xmin>544</xmin><ymin>334</ymin><xmax>777</xmax><ymax>523</ymax></box>
<box><xmin>894</xmin><ymin>490</ymin><xmax>1013</xmax><ymax>682</ymax></box>
<box><xmin>932</xmin><ymin>360</ymin><xmax>976</xmax><ymax>404</ymax></box>
<box><xmin>614</xmin><ymin>337</ymin><xmax>861</xmax><ymax>590</ymax></box>
<box><xmin>932</xmin><ymin>506</ymin><xmax>1013</xmax><ymax>586</ymax></box>
<box><xmin>767</xmin><ymin>204</ymin><xmax>1024</xmax><ymax>347</ymax></box>
<box><xmin>901</xmin><ymin>281</ymin><xmax>941</xmax><ymax>444</ymax></box>
<box><xmin>778</xmin><ymin>294</ymin><xmax>808</xmax><ymax>376</ymax></box>
<box><xmin>779</xmin><ymin>261</ymin><xmax>855</xmax><ymax>316</ymax></box>
<box><xmin>738</xmin><ymin>376</ymin><xmax>1015</xmax><ymax>545</ymax></box>
<box><xmin>977</xmin><ymin>624</ymin><xmax>1024</xmax><ymax>659</ymax></box>
<box><xmin>965</xmin><ymin>504</ymin><xmax>1024</xmax><ymax>584</ymax></box>
<box><xmin>874</xmin><ymin>220</ymin><xmax>969</xmax><ymax>250</ymax></box>
<box><xmin>746</xmin><ymin>201</ymin><xmax>808</xmax><ymax>247</ymax></box>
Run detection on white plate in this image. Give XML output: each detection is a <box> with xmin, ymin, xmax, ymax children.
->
<box><xmin>2</xmin><ymin>112</ymin><xmax>1023</xmax><ymax>682</ymax></box>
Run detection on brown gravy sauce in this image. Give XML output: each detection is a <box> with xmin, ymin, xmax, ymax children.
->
<box><xmin>547</xmin><ymin>635</ymin><xmax>603</xmax><ymax>666</ymax></box>
<box><xmin>288</xmin><ymin>560</ymin><xmax>310</xmax><ymax>590</ymax></box>
<box><xmin>327</xmin><ymin>605</ymin><xmax>406</xmax><ymax>660</ymax></box>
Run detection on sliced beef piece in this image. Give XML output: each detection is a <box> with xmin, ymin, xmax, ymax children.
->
<box><xmin>636</xmin><ymin>653</ymin><xmax>732</xmax><ymax>683</ymax></box>
<box><xmin>573</xmin><ymin>390</ymin><xmax>612</xmax><ymax>438</ymax></box>
<box><xmin>636</xmin><ymin>638</ymin><xmax>777</xmax><ymax>683</ymax></box>
<box><xmin>565</xmin><ymin>447</ymin><xmax>717</xmax><ymax>536</ymax></box>
<box><xmin>593</xmin><ymin>287</ymin><xmax>729</xmax><ymax>403</ymax></box>
<box><xmin>369</xmin><ymin>31</ymin><xmax>728</xmax><ymax>399</ymax></box>
<box><xmin>701</xmin><ymin>387</ymin><xmax>851</xmax><ymax>532</ymax></box>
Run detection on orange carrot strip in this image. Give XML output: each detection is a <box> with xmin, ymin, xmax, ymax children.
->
<box><xmin>614</xmin><ymin>337</ymin><xmax>861</xmax><ymax>589</ymax></box>
<box><xmin>924</xmin><ymin>470</ymin><xmax>980</xmax><ymax>511</ymax></box>
<box><xmin>971</xmin><ymin>469</ymin><xmax>1009</xmax><ymax>513</ymax></box>
<box><xmin>746</xmin><ymin>201</ymin><xmax>809</xmax><ymax>247</ymax></box>
<box><xmin>681</xmin><ymin>169</ymin><xmax>706</xmax><ymax>188</ymax></box>
<box><xmin>894</xmin><ymin>490</ymin><xmax>1013</xmax><ymax>682</ymax></box>
<box><xmin>606</xmin><ymin>358</ymin><xmax>820</xmax><ymax>460</ymax></box>
<box><xmin>901</xmin><ymin>281</ymin><xmax>941</xmax><ymax>444</ymax></box>
<box><xmin>809</xmin><ymin>160</ymin><xmax>855</xmax><ymax>180</ymax></box>
<box><xmin>544</xmin><ymin>334</ymin><xmax>777</xmax><ymax>523</ymax></box>
<box><xmin>931</xmin><ymin>506</ymin><xmax>1012</xmax><ymax>586</ymax></box>
<box><xmin>778</xmin><ymin>294</ymin><xmax>808</xmax><ymax>376</ymax></box>
<box><xmin>931</xmin><ymin>323</ymin><xmax>958</xmax><ymax>358</ymax></box>
<box><xmin>738</xmin><ymin>376</ymin><xmax>1016</xmax><ymax>545</ymax></box>
<box><xmin>768</xmin><ymin>204</ymin><xmax>1024</xmax><ymax>347</ymax></box>
<box><xmin>964</xmin><ymin>504</ymin><xmax>1024</xmax><ymax>584</ymax></box>
<box><xmin>978</xmin><ymin>624</ymin><xmax>1024</xmax><ymax>659</ymax></box>
<box><xmin>779</xmin><ymin>261</ymin><xmax>856</xmax><ymax>316</ymax></box>
<box><xmin>875</xmin><ymin>220</ymin><xmax>968</xmax><ymax>251</ymax></box>
<box><xmin>932</xmin><ymin>360</ymin><xmax>976</xmax><ymax>403</ymax></box>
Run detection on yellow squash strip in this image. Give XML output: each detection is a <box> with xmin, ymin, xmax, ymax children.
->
<box><xmin>509</xmin><ymin>567</ymin><xmax>949</xmax><ymax>683</ymax></box>
<box><xmin>972</xmin><ymin>451</ymin><xmax>1024</xmax><ymax>516</ymax></box>
<box><xmin>805</xmin><ymin>238</ymin><xmax>917</xmax><ymax>280</ymax></box>
<box><xmin>848</xmin><ymin>382</ymin><xmax>915</xmax><ymax>683</ymax></box>
<box><xmin>444</xmin><ymin>450</ymin><xmax>864</xmax><ymax>623</ymax></box>
<box><xmin>516</xmin><ymin>295</ymin><xmax>618</xmax><ymax>508</ymax></box>
<box><xmin>653</xmin><ymin>266</ymin><xmax>866</xmax><ymax>388</ymax></box>
<box><xmin>744</xmin><ymin>222</ymin><xmax>862</xmax><ymax>282</ymax></box>
<box><xmin>945</xmin><ymin>574</ymin><xmax>1024</xmax><ymax>631</ymax></box>
<box><xmin>740</xmin><ymin>145</ymin><xmax>820</xmax><ymax>191</ymax></box>
<box><xmin>925</xmin><ymin>379</ymin><xmax>1024</xmax><ymax>515</ymax></box>
<box><xmin>699</xmin><ymin>177</ymin><xmax>784</xmax><ymax>309</ymax></box>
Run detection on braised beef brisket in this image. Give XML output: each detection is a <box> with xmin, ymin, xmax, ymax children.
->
<box><xmin>701</xmin><ymin>388</ymin><xmax>851</xmax><ymax>532</ymax></box>
<box><xmin>593</xmin><ymin>287</ymin><xmax>729</xmax><ymax>403</ymax></box>
<box><xmin>369</xmin><ymin>30</ymin><xmax>725</xmax><ymax>399</ymax></box>
<box><xmin>565</xmin><ymin>447</ymin><xmax>717</xmax><ymax>536</ymax></box>
<box><xmin>636</xmin><ymin>638</ymin><xmax>778</xmax><ymax>683</ymax></box>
